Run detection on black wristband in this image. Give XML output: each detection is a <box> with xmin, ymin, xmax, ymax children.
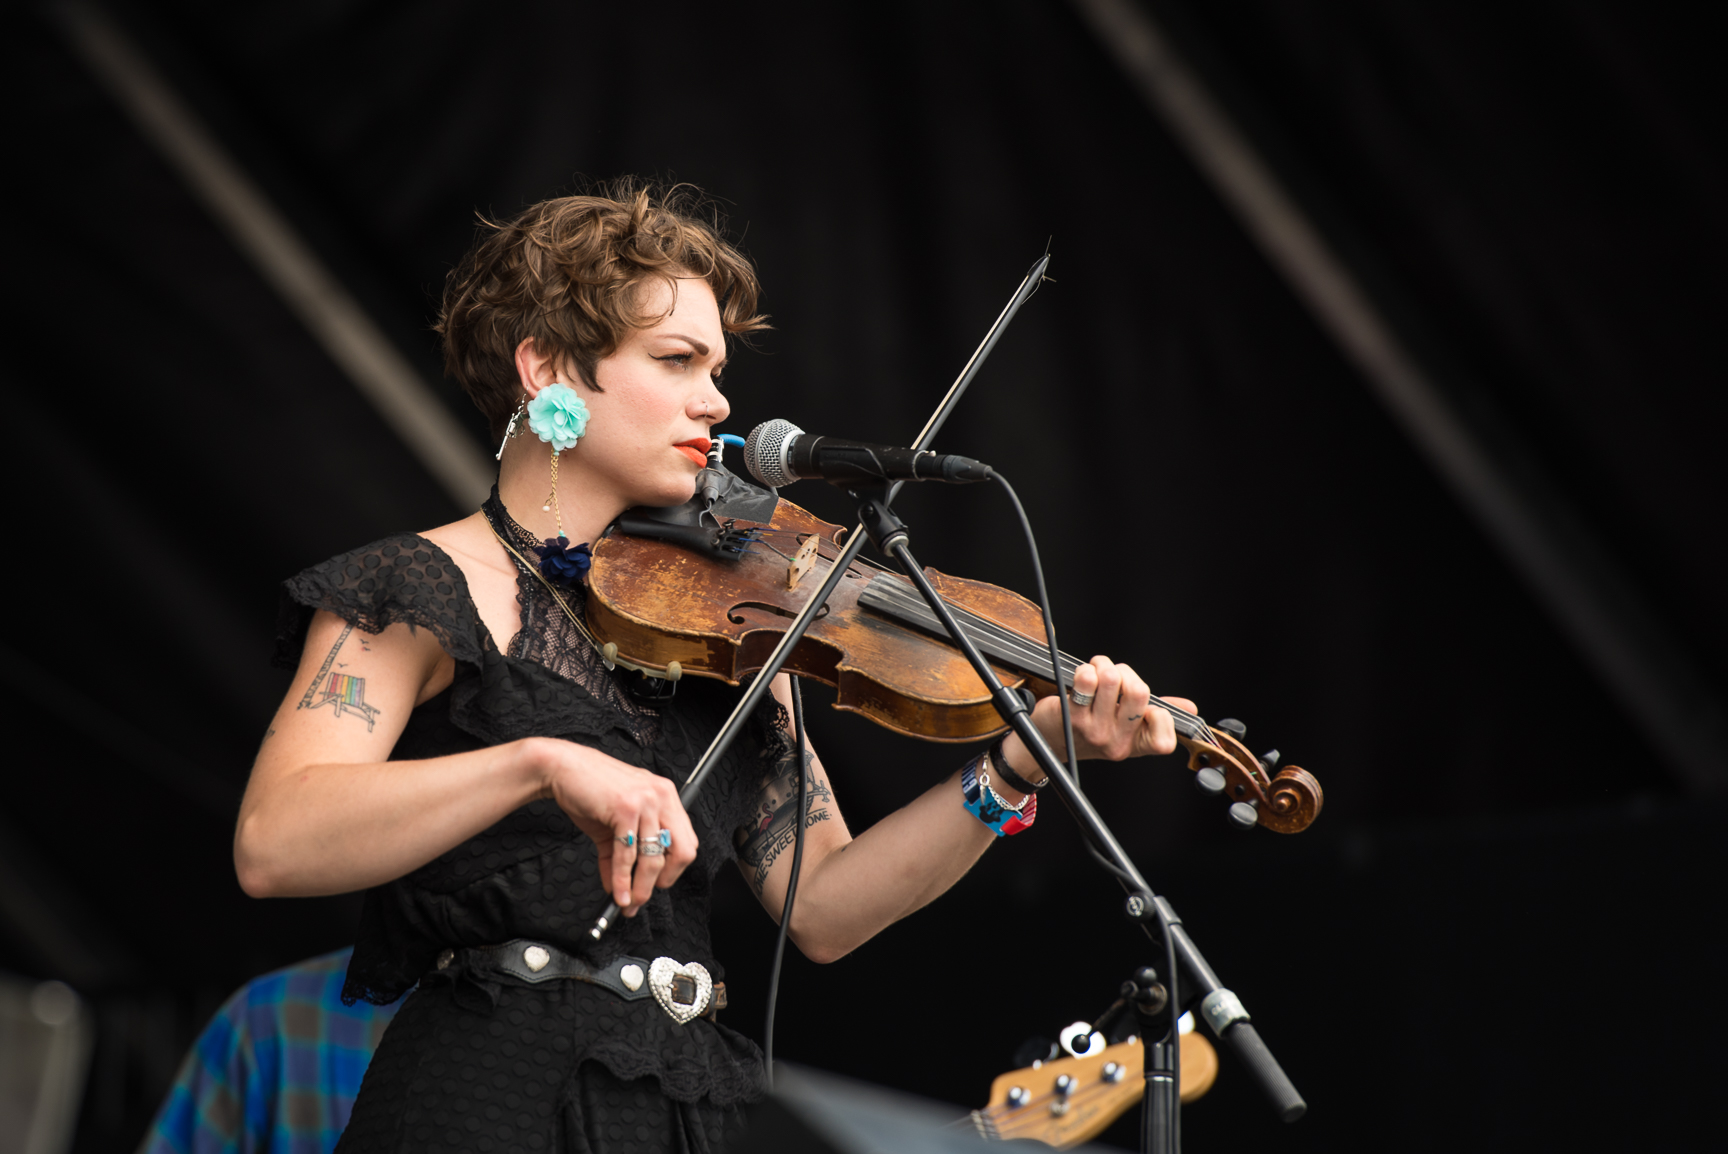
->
<box><xmin>987</xmin><ymin>734</ymin><xmax>1047</xmax><ymax>793</ymax></box>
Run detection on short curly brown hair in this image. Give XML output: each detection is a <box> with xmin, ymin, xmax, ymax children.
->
<box><xmin>436</xmin><ymin>179</ymin><xmax>770</xmax><ymax>440</ymax></box>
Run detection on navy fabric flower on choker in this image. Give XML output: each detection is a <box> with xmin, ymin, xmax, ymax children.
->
<box><xmin>533</xmin><ymin>536</ymin><xmax>592</xmax><ymax>587</ymax></box>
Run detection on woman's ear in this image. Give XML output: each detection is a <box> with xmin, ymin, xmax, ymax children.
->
<box><xmin>514</xmin><ymin>338</ymin><xmax>558</xmax><ymax>398</ymax></box>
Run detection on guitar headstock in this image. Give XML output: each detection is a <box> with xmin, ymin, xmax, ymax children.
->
<box><xmin>972</xmin><ymin>1035</ymin><xmax>1219</xmax><ymax>1148</ymax></box>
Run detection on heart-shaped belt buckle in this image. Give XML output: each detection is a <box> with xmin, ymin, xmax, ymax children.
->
<box><xmin>647</xmin><ymin>957</ymin><xmax>712</xmax><ymax>1025</ymax></box>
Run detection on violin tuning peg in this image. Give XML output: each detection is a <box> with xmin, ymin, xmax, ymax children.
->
<box><xmin>1228</xmin><ymin>801</ymin><xmax>1260</xmax><ymax>830</ymax></box>
<box><xmin>1258</xmin><ymin>749</ymin><xmax>1281</xmax><ymax>772</ymax></box>
<box><xmin>1194</xmin><ymin>766</ymin><xmax>1227</xmax><ymax>796</ymax></box>
<box><xmin>1216</xmin><ymin>718</ymin><xmax>1247</xmax><ymax>740</ymax></box>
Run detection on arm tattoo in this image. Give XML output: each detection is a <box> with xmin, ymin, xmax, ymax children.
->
<box><xmin>735</xmin><ymin>743</ymin><xmax>832</xmax><ymax>893</ymax></box>
<box><xmin>296</xmin><ymin>623</ymin><xmax>381</xmax><ymax>732</ymax></box>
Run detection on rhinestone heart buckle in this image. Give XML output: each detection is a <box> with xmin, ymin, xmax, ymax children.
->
<box><xmin>648</xmin><ymin>957</ymin><xmax>713</xmax><ymax>1025</ymax></box>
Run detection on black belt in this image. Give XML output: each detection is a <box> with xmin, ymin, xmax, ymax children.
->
<box><xmin>439</xmin><ymin>939</ymin><xmax>727</xmax><ymax>1024</ymax></box>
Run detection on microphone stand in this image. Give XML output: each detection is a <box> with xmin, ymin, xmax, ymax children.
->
<box><xmin>1083</xmin><ymin>966</ymin><xmax>1178</xmax><ymax>1152</ymax></box>
<box><xmin>582</xmin><ymin>250</ymin><xmax>1305</xmax><ymax>1147</ymax></box>
<box><xmin>588</xmin><ymin>254</ymin><xmax>1051</xmax><ymax>940</ymax></box>
<box><xmin>853</xmin><ymin>495</ymin><xmax>1306</xmax><ymax>1153</ymax></box>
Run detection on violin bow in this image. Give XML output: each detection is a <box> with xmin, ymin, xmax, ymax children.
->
<box><xmin>589</xmin><ymin>254</ymin><xmax>1054</xmax><ymax>940</ymax></box>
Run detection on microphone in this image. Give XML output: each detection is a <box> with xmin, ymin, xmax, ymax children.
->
<box><xmin>743</xmin><ymin>419</ymin><xmax>993</xmax><ymax>489</ymax></box>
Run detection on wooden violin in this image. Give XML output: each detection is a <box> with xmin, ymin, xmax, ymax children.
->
<box><xmin>585</xmin><ymin>493</ymin><xmax>1322</xmax><ymax>832</ymax></box>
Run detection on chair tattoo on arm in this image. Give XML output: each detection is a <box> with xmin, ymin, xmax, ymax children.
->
<box><xmin>297</xmin><ymin>623</ymin><xmax>382</xmax><ymax>732</ymax></box>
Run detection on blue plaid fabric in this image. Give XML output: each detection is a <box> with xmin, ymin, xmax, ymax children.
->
<box><xmin>139</xmin><ymin>948</ymin><xmax>403</xmax><ymax>1154</ymax></box>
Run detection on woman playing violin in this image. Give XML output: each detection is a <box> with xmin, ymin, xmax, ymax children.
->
<box><xmin>237</xmin><ymin>180</ymin><xmax>1195</xmax><ymax>1153</ymax></box>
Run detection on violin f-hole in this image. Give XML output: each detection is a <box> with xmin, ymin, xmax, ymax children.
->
<box><xmin>729</xmin><ymin>600</ymin><xmax>831</xmax><ymax>625</ymax></box>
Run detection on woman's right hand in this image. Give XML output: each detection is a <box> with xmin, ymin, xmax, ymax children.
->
<box><xmin>531</xmin><ymin>738</ymin><xmax>699</xmax><ymax>916</ymax></box>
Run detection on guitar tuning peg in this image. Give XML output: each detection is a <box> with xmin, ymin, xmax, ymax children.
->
<box><xmin>1228</xmin><ymin>801</ymin><xmax>1260</xmax><ymax>830</ymax></box>
<box><xmin>1258</xmin><ymin>749</ymin><xmax>1281</xmax><ymax>772</ymax></box>
<box><xmin>1216</xmin><ymin>718</ymin><xmax>1247</xmax><ymax>740</ymax></box>
<box><xmin>1194</xmin><ymin>766</ymin><xmax>1226</xmax><ymax>795</ymax></box>
<box><xmin>1059</xmin><ymin>1022</ymin><xmax>1104</xmax><ymax>1058</ymax></box>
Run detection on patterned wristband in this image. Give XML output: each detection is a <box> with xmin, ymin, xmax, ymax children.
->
<box><xmin>986</xmin><ymin>735</ymin><xmax>1048</xmax><ymax>793</ymax></box>
<box><xmin>961</xmin><ymin>758</ymin><xmax>1039</xmax><ymax>837</ymax></box>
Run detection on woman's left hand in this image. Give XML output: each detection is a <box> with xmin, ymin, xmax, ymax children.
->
<box><xmin>1017</xmin><ymin>656</ymin><xmax>1195</xmax><ymax>766</ymax></box>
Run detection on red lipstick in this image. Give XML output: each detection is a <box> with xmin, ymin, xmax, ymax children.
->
<box><xmin>674</xmin><ymin>437</ymin><xmax>712</xmax><ymax>467</ymax></box>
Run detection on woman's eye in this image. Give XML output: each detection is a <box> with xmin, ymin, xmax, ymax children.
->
<box><xmin>652</xmin><ymin>353</ymin><xmax>693</xmax><ymax>368</ymax></box>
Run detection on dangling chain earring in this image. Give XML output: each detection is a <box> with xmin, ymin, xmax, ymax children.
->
<box><xmin>521</xmin><ymin>380</ymin><xmax>593</xmax><ymax>587</ymax></box>
<box><xmin>495</xmin><ymin>395</ymin><xmax>530</xmax><ymax>461</ymax></box>
<box><xmin>543</xmin><ymin>443</ymin><xmax>563</xmax><ymax>527</ymax></box>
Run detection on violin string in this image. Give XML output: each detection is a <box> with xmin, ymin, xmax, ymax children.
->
<box><xmin>752</xmin><ymin>536</ymin><xmax>797</xmax><ymax>562</ymax></box>
<box><xmin>879</xmin><ymin>580</ymin><xmax>1217</xmax><ymax>743</ymax></box>
<box><xmin>737</xmin><ymin>528</ymin><xmax>1219</xmax><ymax>746</ymax></box>
<box><xmin>873</xmin><ymin>582</ymin><xmax>1063</xmax><ymax>682</ymax></box>
<box><xmin>855</xmin><ymin>576</ymin><xmax>1051</xmax><ymax>669</ymax></box>
<box><xmin>858</xmin><ymin>576</ymin><xmax>1217</xmax><ymax>743</ymax></box>
<box><xmin>757</xmin><ymin>530</ymin><xmax>884</xmax><ymax>573</ymax></box>
<box><xmin>863</xmin><ymin>578</ymin><xmax>1209</xmax><ymax>737</ymax></box>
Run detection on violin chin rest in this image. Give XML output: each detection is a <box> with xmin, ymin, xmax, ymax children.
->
<box><xmin>611</xmin><ymin>512</ymin><xmax>752</xmax><ymax>561</ymax></box>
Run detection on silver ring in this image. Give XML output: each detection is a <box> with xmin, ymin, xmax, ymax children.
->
<box><xmin>638</xmin><ymin>829</ymin><xmax>673</xmax><ymax>858</ymax></box>
<box><xmin>1069</xmin><ymin>688</ymin><xmax>1096</xmax><ymax>707</ymax></box>
<box><xmin>616</xmin><ymin>832</ymin><xmax>636</xmax><ymax>848</ymax></box>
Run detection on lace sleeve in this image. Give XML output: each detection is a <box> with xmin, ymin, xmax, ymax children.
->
<box><xmin>274</xmin><ymin>535</ymin><xmax>487</xmax><ymax>669</ymax></box>
<box><xmin>743</xmin><ymin>697</ymin><xmax>795</xmax><ymax>792</ymax></box>
<box><xmin>728</xmin><ymin>692</ymin><xmax>809</xmax><ymax>859</ymax></box>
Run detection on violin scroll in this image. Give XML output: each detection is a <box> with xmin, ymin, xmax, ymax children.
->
<box><xmin>1181</xmin><ymin>727</ymin><xmax>1323</xmax><ymax>834</ymax></box>
<box><xmin>1265</xmin><ymin>767</ymin><xmax>1324</xmax><ymax>832</ymax></box>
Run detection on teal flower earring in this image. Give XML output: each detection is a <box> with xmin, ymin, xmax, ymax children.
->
<box><xmin>527</xmin><ymin>383</ymin><xmax>590</xmax><ymax>452</ymax></box>
<box><xmin>525</xmin><ymin>382</ymin><xmax>593</xmax><ymax>586</ymax></box>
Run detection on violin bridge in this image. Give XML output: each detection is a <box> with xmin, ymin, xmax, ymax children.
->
<box><xmin>786</xmin><ymin>535</ymin><xmax>820</xmax><ymax>590</ymax></box>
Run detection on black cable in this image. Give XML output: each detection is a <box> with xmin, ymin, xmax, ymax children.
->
<box><xmin>1155</xmin><ymin>905</ymin><xmax>1182</xmax><ymax>1153</ymax></box>
<box><xmin>761</xmin><ymin>678</ymin><xmax>809</xmax><ymax>1088</ymax></box>
<box><xmin>990</xmin><ymin>474</ymin><xmax>1081</xmax><ymax>789</ymax></box>
<box><xmin>995</xmin><ymin>473</ymin><xmax>1181</xmax><ymax>1151</ymax></box>
<box><xmin>993</xmin><ymin>474</ymin><xmax>1127</xmax><ymax>881</ymax></box>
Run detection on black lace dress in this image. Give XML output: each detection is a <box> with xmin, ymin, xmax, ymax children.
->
<box><xmin>275</xmin><ymin>494</ymin><xmax>781</xmax><ymax>1153</ymax></box>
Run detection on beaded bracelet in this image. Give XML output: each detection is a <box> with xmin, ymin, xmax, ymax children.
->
<box><xmin>985</xmin><ymin>734</ymin><xmax>1048</xmax><ymax>793</ymax></box>
<box><xmin>961</xmin><ymin>757</ymin><xmax>1038</xmax><ymax>836</ymax></box>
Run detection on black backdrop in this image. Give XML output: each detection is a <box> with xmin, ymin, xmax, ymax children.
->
<box><xmin>4</xmin><ymin>1</ymin><xmax>1725</xmax><ymax>1149</ymax></box>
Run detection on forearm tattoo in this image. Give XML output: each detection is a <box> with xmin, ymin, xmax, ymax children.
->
<box><xmin>296</xmin><ymin>623</ymin><xmax>381</xmax><ymax>731</ymax></box>
<box><xmin>735</xmin><ymin>743</ymin><xmax>832</xmax><ymax>893</ymax></box>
